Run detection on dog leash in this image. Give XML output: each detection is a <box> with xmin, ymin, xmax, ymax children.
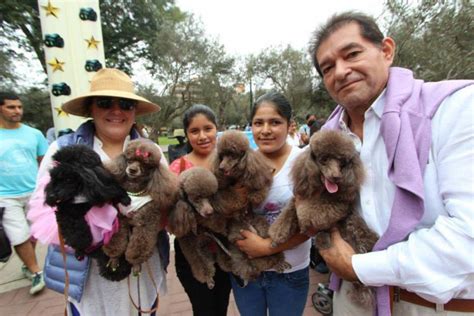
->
<box><xmin>203</xmin><ymin>231</ymin><xmax>232</xmax><ymax>257</ymax></box>
<box><xmin>57</xmin><ymin>228</ymin><xmax>70</xmax><ymax>316</ymax></box>
<box><xmin>127</xmin><ymin>261</ymin><xmax>160</xmax><ymax>314</ymax></box>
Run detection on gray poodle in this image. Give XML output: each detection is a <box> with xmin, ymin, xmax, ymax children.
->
<box><xmin>103</xmin><ymin>139</ymin><xmax>178</xmax><ymax>274</ymax></box>
<box><xmin>268</xmin><ymin>130</ymin><xmax>378</xmax><ymax>308</ymax></box>
<box><xmin>168</xmin><ymin>167</ymin><xmax>232</xmax><ymax>289</ymax></box>
<box><xmin>211</xmin><ymin>131</ymin><xmax>291</xmax><ymax>283</ymax></box>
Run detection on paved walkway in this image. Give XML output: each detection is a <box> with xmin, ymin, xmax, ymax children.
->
<box><xmin>0</xmin><ymin>244</ymin><xmax>328</xmax><ymax>315</ymax></box>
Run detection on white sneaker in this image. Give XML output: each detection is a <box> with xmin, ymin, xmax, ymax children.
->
<box><xmin>30</xmin><ymin>271</ymin><xmax>45</xmax><ymax>295</ymax></box>
<box><xmin>21</xmin><ymin>265</ymin><xmax>33</xmax><ymax>280</ymax></box>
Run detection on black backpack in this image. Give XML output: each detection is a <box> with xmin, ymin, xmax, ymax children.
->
<box><xmin>0</xmin><ymin>207</ymin><xmax>12</xmax><ymax>263</ymax></box>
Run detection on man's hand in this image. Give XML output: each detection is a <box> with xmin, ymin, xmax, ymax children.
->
<box><xmin>319</xmin><ymin>228</ymin><xmax>359</xmax><ymax>282</ymax></box>
<box><xmin>235</xmin><ymin>229</ymin><xmax>273</xmax><ymax>258</ymax></box>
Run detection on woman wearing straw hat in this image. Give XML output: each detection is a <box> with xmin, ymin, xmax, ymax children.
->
<box><xmin>31</xmin><ymin>68</ymin><xmax>169</xmax><ymax>315</ymax></box>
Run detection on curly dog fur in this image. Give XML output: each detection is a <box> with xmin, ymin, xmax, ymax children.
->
<box><xmin>44</xmin><ymin>144</ymin><xmax>133</xmax><ymax>281</ymax></box>
<box><xmin>268</xmin><ymin>129</ymin><xmax>378</xmax><ymax>308</ymax></box>
<box><xmin>168</xmin><ymin>167</ymin><xmax>232</xmax><ymax>289</ymax></box>
<box><xmin>103</xmin><ymin>139</ymin><xmax>178</xmax><ymax>274</ymax></box>
<box><xmin>211</xmin><ymin>131</ymin><xmax>291</xmax><ymax>282</ymax></box>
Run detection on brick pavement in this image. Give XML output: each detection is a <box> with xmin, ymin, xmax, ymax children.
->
<box><xmin>0</xmin><ymin>249</ymin><xmax>328</xmax><ymax>316</ymax></box>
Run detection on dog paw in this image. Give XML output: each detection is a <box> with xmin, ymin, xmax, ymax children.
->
<box><xmin>120</xmin><ymin>195</ymin><xmax>131</xmax><ymax>206</ymax></box>
<box><xmin>315</xmin><ymin>231</ymin><xmax>332</xmax><ymax>249</ymax></box>
<box><xmin>132</xmin><ymin>264</ymin><xmax>142</xmax><ymax>276</ymax></box>
<box><xmin>106</xmin><ymin>258</ymin><xmax>120</xmax><ymax>271</ymax></box>
<box><xmin>232</xmin><ymin>274</ymin><xmax>248</xmax><ymax>288</ymax></box>
<box><xmin>207</xmin><ymin>280</ymin><xmax>215</xmax><ymax>289</ymax></box>
<box><xmin>274</xmin><ymin>260</ymin><xmax>292</xmax><ymax>272</ymax></box>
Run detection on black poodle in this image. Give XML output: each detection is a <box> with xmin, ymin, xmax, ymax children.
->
<box><xmin>44</xmin><ymin>144</ymin><xmax>132</xmax><ymax>281</ymax></box>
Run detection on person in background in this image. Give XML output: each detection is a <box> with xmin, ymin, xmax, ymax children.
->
<box><xmin>298</xmin><ymin>114</ymin><xmax>316</xmax><ymax>145</ymax></box>
<box><xmin>46</xmin><ymin>127</ymin><xmax>56</xmax><ymax>145</ymax></box>
<box><xmin>309</xmin><ymin>118</ymin><xmax>323</xmax><ymax>136</ymax></box>
<box><xmin>232</xmin><ymin>91</ymin><xmax>311</xmax><ymax>316</ymax></box>
<box><xmin>31</xmin><ymin>68</ymin><xmax>169</xmax><ymax>315</ymax></box>
<box><xmin>167</xmin><ymin>128</ymin><xmax>188</xmax><ymax>163</ymax></box>
<box><xmin>286</xmin><ymin>119</ymin><xmax>302</xmax><ymax>147</ymax></box>
<box><xmin>169</xmin><ymin>104</ymin><xmax>232</xmax><ymax>316</ymax></box>
<box><xmin>0</xmin><ymin>92</ymin><xmax>48</xmax><ymax>295</ymax></box>
<box><xmin>309</xmin><ymin>11</ymin><xmax>474</xmax><ymax>315</ymax></box>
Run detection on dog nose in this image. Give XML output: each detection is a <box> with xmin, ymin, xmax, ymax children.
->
<box><xmin>328</xmin><ymin>175</ymin><xmax>341</xmax><ymax>183</ymax></box>
<box><xmin>127</xmin><ymin>166</ymin><xmax>139</xmax><ymax>175</ymax></box>
<box><xmin>200</xmin><ymin>202</ymin><xmax>214</xmax><ymax>217</ymax></box>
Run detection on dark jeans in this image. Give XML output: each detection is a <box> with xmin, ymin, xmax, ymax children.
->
<box><xmin>231</xmin><ymin>266</ymin><xmax>309</xmax><ymax>316</ymax></box>
<box><xmin>175</xmin><ymin>239</ymin><xmax>231</xmax><ymax>316</ymax></box>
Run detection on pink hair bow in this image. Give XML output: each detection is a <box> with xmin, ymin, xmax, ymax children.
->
<box><xmin>135</xmin><ymin>148</ymin><xmax>150</xmax><ymax>158</ymax></box>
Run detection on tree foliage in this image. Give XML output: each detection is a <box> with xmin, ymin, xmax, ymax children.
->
<box><xmin>137</xmin><ymin>16</ymin><xmax>241</xmax><ymax>132</ymax></box>
<box><xmin>100</xmin><ymin>0</ymin><xmax>185</xmax><ymax>73</ymax></box>
<box><xmin>0</xmin><ymin>0</ymin><xmax>185</xmax><ymax>75</ymax></box>
<box><xmin>21</xmin><ymin>87</ymin><xmax>53</xmax><ymax>133</ymax></box>
<box><xmin>2</xmin><ymin>0</ymin><xmax>472</xmax><ymax>133</ymax></box>
<box><xmin>384</xmin><ymin>0</ymin><xmax>474</xmax><ymax>80</ymax></box>
<box><xmin>247</xmin><ymin>46</ymin><xmax>316</xmax><ymax>121</ymax></box>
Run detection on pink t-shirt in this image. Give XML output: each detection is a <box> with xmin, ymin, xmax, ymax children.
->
<box><xmin>169</xmin><ymin>156</ymin><xmax>194</xmax><ymax>175</ymax></box>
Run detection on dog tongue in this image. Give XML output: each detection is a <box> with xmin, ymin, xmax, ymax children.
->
<box><xmin>324</xmin><ymin>178</ymin><xmax>338</xmax><ymax>193</ymax></box>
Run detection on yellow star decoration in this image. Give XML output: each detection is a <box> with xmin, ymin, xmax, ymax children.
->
<box><xmin>48</xmin><ymin>58</ymin><xmax>65</xmax><ymax>72</ymax></box>
<box><xmin>41</xmin><ymin>0</ymin><xmax>60</xmax><ymax>18</ymax></box>
<box><xmin>85</xmin><ymin>36</ymin><xmax>100</xmax><ymax>49</ymax></box>
<box><xmin>54</xmin><ymin>106</ymin><xmax>68</xmax><ymax>117</ymax></box>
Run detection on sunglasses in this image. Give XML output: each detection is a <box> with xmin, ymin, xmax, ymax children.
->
<box><xmin>95</xmin><ymin>97</ymin><xmax>137</xmax><ymax>111</ymax></box>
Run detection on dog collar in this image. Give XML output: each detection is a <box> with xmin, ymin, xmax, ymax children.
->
<box><xmin>127</xmin><ymin>189</ymin><xmax>147</xmax><ymax>197</ymax></box>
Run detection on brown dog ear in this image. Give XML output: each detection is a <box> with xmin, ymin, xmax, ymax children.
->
<box><xmin>167</xmin><ymin>200</ymin><xmax>197</xmax><ymax>237</ymax></box>
<box><xmin>243</xmin><ymin>149</ymin><xmax>273</xmax><ymax>191</ymax></box>
<box><xmin>148</xmin><ymin>162</ymin><xmax>179</xmax><ymax>213</ymax></box>
<box><xmin>351</xmin><ymin>154</ymin><xmax>365</xmax><ymax>191</ymax></box>
<box><xmin>105</xmin><ymin>154</ymin><xmax>128</xmax><ymax>180</ymax></box>
<box><xmin>209</xmin><ymin>152</ymin><xmax>219</xmax><ymax>174</ymax></box>
<box><xmin>291</xmin><ymin>150</ymin><xmax>321</xmax><ymax>197</ymax></box>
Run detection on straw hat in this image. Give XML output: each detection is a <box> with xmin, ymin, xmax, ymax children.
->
<box><xmin>62</xmin><ymin>68</ymin><xmax>160</xmax><ymax>117</ymax></box>
<box><xmin>171</xmin><ymin>129</ymin><xmax>185</xmax><ymax>138</ymax></box>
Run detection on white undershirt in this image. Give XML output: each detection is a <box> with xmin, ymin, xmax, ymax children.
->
<box><xmin>339</xmin><ymin>85</ymin><xmax>474</xmax><ymax>303</ymax></box>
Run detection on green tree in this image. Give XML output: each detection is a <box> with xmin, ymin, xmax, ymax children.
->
<box><xmin>199</xmin><ymin>43</ymin><xmax>239</xmax><ymax>127</ymax></box>
<box><xmin>248</xmin><ymin>46</ymin><xmax>314</xmax><ymax>120</ymax></box>
<box><xmin>21</xmin><ymin>87</ymin><xmax>53</xmax><ymax>133</ymax></box>
<box><xmin>0</xmin><ymin>47</ymin><xmax>18</xmax><ymax>89</ymax></box>
<box><xmin>138</xmin><ymin>16</ymin><xmax>241</xmax><ymax>131</ymax></box>
<box><xmin>384</xmin><ymin>0</ymin><xmax>474</xmax><ymax>81</ymax></box>
<box><xmin>0</xmin><ymin>0</ymin><xmax>185</xmax><ymax>75</ymax></box>
<box><xmin>100</xmin><ymin>0</ymin><xmax>185</xmax><ymax>73</ymax></box>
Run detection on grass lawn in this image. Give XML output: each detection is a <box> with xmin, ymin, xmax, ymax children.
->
<box><xmin>157</xmin><ymin>136</ymin><xmax>179</xmax><ymax>145</ymax></box>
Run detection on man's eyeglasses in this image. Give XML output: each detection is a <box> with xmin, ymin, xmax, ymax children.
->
<box><xmin>95</xmin><ymin>97</ymin><xmax>137</xmax><ymax>111</ymax></box>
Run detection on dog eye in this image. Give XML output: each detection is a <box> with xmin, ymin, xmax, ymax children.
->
<box><xmin>340</xmin><ymin>159</ymin><xmax>350</xmax><ymax>168</ymax></box>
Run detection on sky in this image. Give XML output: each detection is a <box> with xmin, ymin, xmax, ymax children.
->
<box><xmin>175</xmin><ymin>0</ymin><xmax>386</xmax><ymax>56</ymax></box>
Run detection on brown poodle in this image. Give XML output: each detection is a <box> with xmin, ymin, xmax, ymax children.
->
<box><xmin>103</xmin><ymin>139</ymin><xmax>178</xmax><ymax>274</ymax></box>
<box><xmin>167</xmin><ymin>167</ymin><xmax>232</xmax><ymax>289</ymax></box>
<box><xmin>268</xmin><ymin>129</ymin><xmax>378</xmax><ymax>308</ymax></box>
<box><xmin>211</xmin><ymin>131</ymin><xmax>290</xmax><ymax>283</ymax></box>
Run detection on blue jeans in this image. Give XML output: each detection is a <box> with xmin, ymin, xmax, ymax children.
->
<box><xmin>230</xmin><ymin>266</ymin><xmax>309</xmax><ymax>316</ymax></box>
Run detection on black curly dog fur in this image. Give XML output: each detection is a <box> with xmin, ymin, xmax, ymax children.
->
<box><xmin>44</xmin><ymin>144</ymin><xmax>132</xmax><ymax>281</ymax></box>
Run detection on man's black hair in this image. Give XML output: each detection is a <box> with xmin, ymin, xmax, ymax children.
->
<box><xmin>0</xmin><ymin>92</ymin><xmax>20</xmax><ymax>106</ymax></box>
<box><xmin>308</xmin><ymin>11</ymin><xmax>385</xmax><ymax>77</ymax></box>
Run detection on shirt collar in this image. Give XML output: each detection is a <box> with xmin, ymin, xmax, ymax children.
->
<box><xmin>338</xmin><ymin>89</ymin><xmax>387</xmax><ymax>130</ymax></box>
